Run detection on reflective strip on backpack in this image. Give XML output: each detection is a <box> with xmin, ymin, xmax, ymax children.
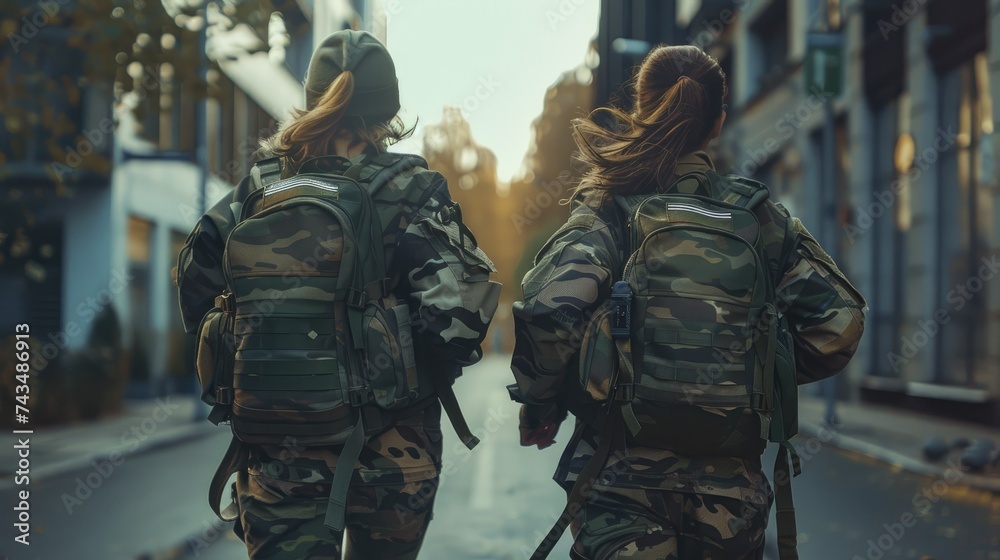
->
<box><xmin>265</xmin><ymin>177</ymin><xmax>342</xmax><ymax>197</ymax></box>
<box><xmin>666</xmin><ymin>203</ymin><xmax>733</xmax><ymax>219</ymax></box>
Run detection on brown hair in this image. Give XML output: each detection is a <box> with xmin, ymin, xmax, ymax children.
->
<box><xmin>258</xmin><ymin>70</ymin><xmax>412</xmax><ymax>173</ymax></box>
<box><xmin>572</xmin><ymin>45</ymin><xmax>727</xmax><ymax>201</ymax></box>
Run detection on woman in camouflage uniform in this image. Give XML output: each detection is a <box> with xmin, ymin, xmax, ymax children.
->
<box><xmin>177</xmin><ymin>31</ymin><xmax>499</xmax><ymax>559</ymax></box>
<box><xmin>511</xmin><ymin>45</ymin><xmax>866</xmax><ymax>559</ymax></box>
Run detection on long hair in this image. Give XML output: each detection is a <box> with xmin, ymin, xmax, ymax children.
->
<box><xmin>257</xmin><ymin>71</ymin><xmax>413</xmax><ymax>174</ymax></box>
<box><xmin>572</xmin><ymin>45</ymin><xmax>727</xmax><ymax>201</ymax></box>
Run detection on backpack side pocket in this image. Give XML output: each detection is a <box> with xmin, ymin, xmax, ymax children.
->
<box><xmin>579</xmin><ymin>302</ymin><xmax>618</xmax><ymax>404</ymax></box>
<box><xmin>770</xmin><ymin>315</ymin><xmax>798</xmax><ymax>442</ymax></box>
<box><xmin>406</xmin><ymin>212</ymin><xmax>502</xmax><ymax>363</ymax></box>
<box><xmin>364</xmin><ymin>295</ymin><xmax>420</xmax><ymax>409</ymax></box>
<box><xmin>196</xmin><ymin>308</ymin><xmax>231</xmax><ymax>406</ymax></box>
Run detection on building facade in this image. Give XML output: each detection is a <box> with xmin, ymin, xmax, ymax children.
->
<box><xmin>677</xmin><ymin>0</ymin><xmax>1000</xmax><ymax>424</ymax></box>
<box><xmin>0</xmin><ymin>0</ymin><xmax>380</xmax><ymax>405</ymax></box>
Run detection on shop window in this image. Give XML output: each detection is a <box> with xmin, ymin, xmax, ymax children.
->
<box><xmin>935</xmin><ymin>52</ymin><xmax>992</xmax><ymax>387</ymax></box>
<box><xmin>869</xmin><ymin>94</ymin><xmax>910</xmax><ymax>378</ymax></box>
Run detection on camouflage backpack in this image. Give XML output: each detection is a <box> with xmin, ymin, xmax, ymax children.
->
<box><xmin>532</xmin><ymin>171</ymin><xmax>803</xmax><ymax>560</ymax></box>
<box><xmin>194</xmin><ymin>155</ymin><xmax>481</xmax><ymax>532</ymax></box>
<box><xmin>607</xmin><ymin>171</ymin><xmax>797</xmax><ymax>457</ymax></box>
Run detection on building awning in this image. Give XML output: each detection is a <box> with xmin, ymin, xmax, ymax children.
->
<box><xmin>209</xmin><ymin>24</ymin><xmax>304</xmax><ymax>121</ymax></box>
<box><xmin>216</xmin><ymin>52</ymin><xmax>304</xmax><ymax>121</ymax></box>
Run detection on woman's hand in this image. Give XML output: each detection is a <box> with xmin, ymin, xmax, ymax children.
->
<box><xmin>519</xmin><ymin>403</ymin><xmax>566</xmax><ymax>450</ymax></box>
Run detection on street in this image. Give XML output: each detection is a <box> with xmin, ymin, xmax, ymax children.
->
<box><xmin>3</xmin><ymin>356</ymin><xmax>998</xmax><ymax>559</ymax></box>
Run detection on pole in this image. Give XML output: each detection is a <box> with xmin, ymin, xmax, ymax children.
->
<box><xmin>193</xmin><ymin>1</ymin><xmax>211</xmax><ymax>421</ymax></box>
<box><xmin>821</xmin><ymin>95</ymin><xmax>839</xmax><ymax>427</ymax></box>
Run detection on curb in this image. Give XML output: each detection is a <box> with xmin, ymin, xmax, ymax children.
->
<box><xmin>0</xmin><ymin>422</ymin><xmax>219</xmax><ymax>492</ymax></box>
<box><xmin>798</xmin><ymin>421</ymin><xmax>1000</xmax><ymax>493</ymax></box>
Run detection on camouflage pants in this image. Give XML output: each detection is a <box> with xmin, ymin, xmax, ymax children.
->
<box><xmin>234</xmin><ymin>470</ymin><xmax>438</xmax><ymax>560</ymax></box>
<box><xmin>570</xmin><ymin>486</ymin><xmax>769</xmax><ymax>560</ymax></box>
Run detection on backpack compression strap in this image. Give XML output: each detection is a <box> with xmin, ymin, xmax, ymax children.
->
<box><xmin>208</xmin><ymin>435</ymin><xmax>247</xmax><ymax>523</ymax></box>
<box><xmin>775</xmin><ymin>441</ymin><xmax>802</xmax><ymax>560</ymax></box>
<box><xmin>323</xmin><ymin>416</ymin><xmax>368</xmax><ymax>532</ymax></box>
<box><xmin>528</xmin><ymin>395</ymin><xmax>625</xmax><ymax>560</ymax></box>
<box><xmin>432</xmin><ymin>369</ymin><xmax>481</xmax><ymax>450</ymax></box>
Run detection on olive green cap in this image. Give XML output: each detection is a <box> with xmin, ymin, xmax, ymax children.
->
<box><xmin>304</xmin><ymin>30</ymin><xmax>399</xmax><ymax>125</ymax></box>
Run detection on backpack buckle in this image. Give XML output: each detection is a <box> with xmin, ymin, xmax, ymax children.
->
<box><xmin>610</xmin><ymin>282</ymin><xmax>632</xmax><ymax>340</ymax></box>
<box><xmin>349</xmin><ymin>385</ymin><xmax>375</xmax><ymax>407</ymax></box>
<box><xmin>614</xmin><ymin>383</ymin><xmax>634</xmax><ymax>402</ymax></box>
<box><xmin>216</xmin><ymin>292</ymin><xmax>235</xmax><ymax>313</ymax></box>
<box><xmin>439</xmin><ymin>203</ymin><xmax>459</xmax><ymax>225</ymax></box>
<box><xmin>345</xmin><ymin>289</ymin><xmax>367</xmax><ymax>309</ymax></box>
<box><xmin>217</xmin><ymin>386</ymin><xmax>233</xmax><ymax>406</ymax></box>
<box><xmin>751</xmin><ymin>391</ymin><xmax>766</xmax><ymax>411</ymax></box>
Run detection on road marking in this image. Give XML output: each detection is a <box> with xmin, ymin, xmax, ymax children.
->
<box><xmin>468</xmin><ymin>374</ymin><xmax>509</xmax><ymax>511</ymax></box>
<box><xmin>469</xmin><ymin>436</ymin><xmax>496</xmax><ymax>510</ymax></box>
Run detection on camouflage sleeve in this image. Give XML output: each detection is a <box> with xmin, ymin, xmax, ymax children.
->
<box><xmin>175</xmin><ymin>177</ymin><xmax>253</xmax><ymax>333</ymax></box>
<box><xmin>396</xmin><ymin>172</ymin><xmax>501</xmax><ymax>366</ymax></box>
<box><xmin>776</xmin><ymin>217</ymin><xmax>868</xmax><ymax>383</ymax></box>
<box><xmin>511</xmin><ymin>212</ymin><xmax>617</xmax><ymax>404</ymax></box>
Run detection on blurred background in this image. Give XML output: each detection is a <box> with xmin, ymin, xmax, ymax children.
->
<box><xmin>1</xmin><ymin>0</ymin><xmax>999</xmax><ymax>558</ymax></box>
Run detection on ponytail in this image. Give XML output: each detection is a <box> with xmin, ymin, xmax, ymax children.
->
<box><xmin>571</xmin><ymin>45</ymin><xmax>726</xmax><ymax>202</ymax></box>
<box><xmin>258</xmin><ymin>71</ymin><xmax>413</xmax><ymax>173</ymax></box>
<box><xmin>260</xmin><ymin>71</ymin><xmax>355</xmax><ymax>174</ymax></box>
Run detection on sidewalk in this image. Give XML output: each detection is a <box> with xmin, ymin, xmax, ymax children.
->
<box><xmin>0</xmin><ymin>394</ymin><xmax>216</xmax><ymax>491</ymax></box>
<box><xmin>797</xmin><ymin>395</ymin><xmax>1000</xmax><ymax>492</ymax></box>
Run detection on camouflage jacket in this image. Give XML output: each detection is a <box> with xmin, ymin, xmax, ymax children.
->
<box><xmin>511</xmin><ymin>151</ymin><xmax>867</xmax><ymax>501</ymax></box>
<box><xmin>177</xmin><ymin>151</ymin><xmax>500</xmax><ymax>483</ymax></box>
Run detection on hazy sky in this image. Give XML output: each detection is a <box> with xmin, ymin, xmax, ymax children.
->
<box><xmin>386</xmin><ymin>0</ymin><xmax>600</xmax><ymax>181</ymax></box>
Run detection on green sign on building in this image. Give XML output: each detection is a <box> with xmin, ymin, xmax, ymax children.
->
<box><xmin>806</xmin><ymin>33</ymin><xmax>844</xmax><ymax>97</ymax></box>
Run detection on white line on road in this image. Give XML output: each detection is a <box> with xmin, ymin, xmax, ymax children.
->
<box><xmin>469</xmin><ymin>384</ymin><xmax>510</xmax><ymax>511</ymax></box>
<box><xmin>469</xmin><ymin>430</ymin><xmax>496</xmax><ymax>511</ymax></box>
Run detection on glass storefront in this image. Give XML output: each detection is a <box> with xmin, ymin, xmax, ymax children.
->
<box><xmin>869</xmin><ymin>95</ymin><xmax>909</xmax><ymax>379</ymax></box>
<box><xmin>936</xmin><ymin>52</ymin><xmax>993</xmax><ymax>388</ymax></box>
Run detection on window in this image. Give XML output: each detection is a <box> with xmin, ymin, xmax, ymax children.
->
<box><xmin>869</xmin><ymin>95</ymin><xmax>909</xmax><ymax>379</ymax></box>
<box><xmin>0</xmin><ymin>32</ymin><xmax>86</xmax><ymax>166</ymax></box>
<box><xmin>862</xmin><ymin>2</ymin><xmax>905</xmax><ymax>106</ymax></box>
<box><xmin>748</xmin><ymin>0</ymin><xmax>789</xmax><ymax>97</ymax></box>
<box><xmin>127</xmin><ymin>216</ymin><xmax>153</xmax><ymax>380</ymax></box>
<box><xmin>935</xmin><ymin>52</ymin><xmax>992</xmax><ymax>387</ymax></box>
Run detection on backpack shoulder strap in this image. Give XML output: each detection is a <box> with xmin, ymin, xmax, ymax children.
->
<box><xmin>233</xmin><ymin>157</ymin><xmax>284</xmax><ymax>223</ymax></box>
<box><xmin>671</xmin><ymin>170</ymin><xmax>715</xmax><ymax>196</ymax></box>
<box><xmin>564</xmin><ymin>210</ymin><xmax>598</xmax><ymax>231</ymax></box>
<box><xmin>250</xmin><ymin>157</ymin><xmax>283</xmax><ymax>190</ymax></box>
<box><xmin>343</xmin><ymin>153</ymin><xmax>373</xmax><ymax>182</ymax></box>
<box><xmin>715</xmin><ymin>173</ymin><xmax>770</xmax><ymax>210</ymax></box>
